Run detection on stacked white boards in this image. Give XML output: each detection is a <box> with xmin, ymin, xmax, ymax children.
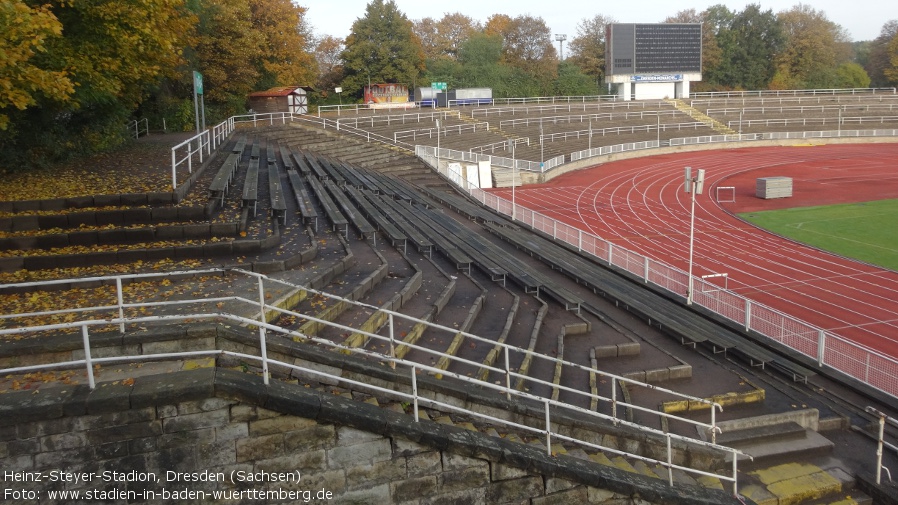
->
<box><xmin>756</xmin><ymin>177</ymin><xmax>793</xmax><ymax>199</ymax></box>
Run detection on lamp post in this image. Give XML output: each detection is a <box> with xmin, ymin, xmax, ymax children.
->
<box><xmin>684</xmin><ymin>167</ymin><xmax>705</xmax><ymax>306</ymax></box>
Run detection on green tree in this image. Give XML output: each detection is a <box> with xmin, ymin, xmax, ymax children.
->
<box><xmin>866</xmin><ymin>20</ymin><xmax>898</xmax><ymax>86</ymax></box>
<box><xmin>886</xmin><ymin>33</ymin><xmax>898</xmax><ymax>85</ymax></box>
<box><xmin>665</xmin><ymin>9</ymin><xmax>722</xmax><ymax>92</ymax></box>
<box><xmin>340</xmin><ymin>0</ymin><xmax>424</xmax><ymax>97</ymax></box>
<box><xmin>717</xmin><ymin>4</ymin><xmax>784</xmax><ymax>90</ymax></box>
<box><xmin>553</xmin><ymin>61</ymin><xmax>599</xmax><ymax>96</ymax></box>
<box><xmin>835</xmin><ymin>62</ymin><xmax>871</xmax><ymax>88</ymax></box>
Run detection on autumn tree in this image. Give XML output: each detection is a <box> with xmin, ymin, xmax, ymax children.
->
<box><xmin>485</xmin><ymin>14</ymin><xmax>557</xmax><ymax>94</ymax></box>
<box><xmin>249</xmin><ymin>0</ymin><xmax>316</xmax><ymax>89</ymax></box>
<box><xmin>413</xmin><ymin>17</ymin><xmax>441</xmax><ymax>61</ymax></box>
<box><xmin>341</xmin><ymin>0</ymin><xmax>424</xmax><ymax>96</ymax></box>
<box><xmin>1</xmin><ymin>0</ymin><xmax>194</xmax><ymax>167</ymax></box>
<box><xmin>0</xmin><ymin>2</ymin><xmax>72</xmax><ymax>131</ymax></box>
<box><xmin>193</xmin><ymin>0</ymin><xmax>264</xmax><ymax>114</ymax></box>
<box><xmin>568</xmin><ymin>14</ymin><xmax>615</xmax><ymax>89</ymax></box>
<box><xmin>314</xmin><ymin>35</ymin><xmax>345</xmax><ymax>95</ymax></box>
<box><xmin>772</xmin><ymin>4</ymin><xmax>852</xmax><ymax>89</ymax></box>
<box><xmin>436</xmin><ymin>13</ymin><xmax>480</xmax><ymax>60</ymax></box>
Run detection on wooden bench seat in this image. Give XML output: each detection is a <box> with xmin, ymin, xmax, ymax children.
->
<box><xmin>287</xmin><ymin>170</ymin><xmax>318</xmax><ymax>231</ymax></box>
<box><xmin>242</xmin><ymin>158</ymin><xmax>259</xmax><ymax>216</ymax></box>
<box><xmin>324</xmin><ymin>180</ymin><xmax>375</xmax><ymax>241</ymax></box>
<box><xmin>306</xmin><ymin>176</ymin><xmax>348</xmax><ymax>237</ymax></box>
<box><xmin>209</xmin><ymin>153</ymin><xmax>238</xmax><ymax>206</ymax></box>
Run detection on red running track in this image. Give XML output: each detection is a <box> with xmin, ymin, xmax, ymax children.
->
<box><xmin>487</xmin><ymin>143</ymin><xmax>898</xmax><ymax>360</ymax></box>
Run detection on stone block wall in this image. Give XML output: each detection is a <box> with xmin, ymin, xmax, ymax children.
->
<box><xmin>0</xmin><ymin>369</ymin><xmax>740</xmax><ymax>505</ymax></box>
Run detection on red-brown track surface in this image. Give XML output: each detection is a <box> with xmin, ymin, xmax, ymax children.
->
<box><xmin>487</xmin><ymin>143</ymin><xmax>898</xmax><ymax>360</ymax></box>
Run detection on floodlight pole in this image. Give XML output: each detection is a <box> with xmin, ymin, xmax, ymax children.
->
<box><xmin>555</xmin><ymin>34</ymin><xmax>567</xmax><ymax>60</ymax></box>
<box><xmin>685</xmin><ymin>166</ymin><xmax>705</xmax><ymax>306</ymax></box>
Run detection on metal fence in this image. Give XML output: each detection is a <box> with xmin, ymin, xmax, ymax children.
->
<box><xmin>690</xmin><ymin>88</ymin><xmax>897</xmax><ymax>99</ymax></box>
<box><xmin>422</xmin><ymin>150</ymin><xmax>898</xmax><ymax>402</ymax></box>
<box><xmin>0</xmin><ymin>268</ymin><xmax>746</xmax><ymax>493</ymax></box>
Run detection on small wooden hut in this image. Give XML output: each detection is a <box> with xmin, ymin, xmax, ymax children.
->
<box><xmin>248</xmin><ymin>86</ymin><xmax>313</xmax><ymax>114</ymax></box>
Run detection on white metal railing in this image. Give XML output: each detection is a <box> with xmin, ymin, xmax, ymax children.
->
<box><xmin>0</xmin><ymin>267</ymin><xmax>746</xmax><ymax>493</ymax></box>
<box><xmin>691</xmin><ymin>95</ymin><xmax>898</xmax><ymax>108</ymax></box>
<box><xmin>490</xmin><ymin>95</ymin><xmax>619</xmax><ymax>105</ymax></box>
<box><xmin>470</xmin><ymin>100</ymin><xmax>672</xmax><ymax>119</ymax></box>
<box><xmin>127</xmin><ymin>118</ymin><xmax>149</xmax><ymax>139</ymax></box>
<box><xmin>417</xmin><ymin>145</ymin><xmax>548</xmax><ymax>173</ymax></box>
<box><xmin>333</xmin><ymin>110</ymin><xmax>460</xmax><ymax>129</ymax></box>
<box><xmin>318</xmin><ymin>102</ymin><xmax>422</xmax><ymax>116</ymax></box>
<box><xmin>469</xmin><ymin>137</ymin><xmax>531</xmax><ymax>155</ymax></box>
<box><xmin>393</xmin><ymin>122</ymin><xmax>489</xmax><ymax>143</ymax></box>
<box><xmin>422</xmin><ymin>155</ymin><xmax>898</xmax><ymax>402</ymax></box>
<box><xmin>668</xmin><ymin>129</ymin><xmax>898</xmax><ymax>147</ymax></box>
<box><xmin>707</xmin><ymin>104</ymin><xmax>898</xmax><ymax>115</ymax></box>
<box><xmin>727</xmin><ymin>117</ymin><xmax>898</xmax><ymax>128</ymax></box>
<box><xmin>499</xmin><ymin>110</ymin><xmax>682</xmax><ymax>128</ymax></box>
<box><xmin>541</xmin><ymin>123</ymin><xmax>707</xmax><ymax>144</ymax></box>
<box><xmin>570</xmin><ymin>140</ymin><xmax>660</xmax><ymax>161</ymax></box>
<box><xmin>211</xmin><ymin>117</ymin><xmax>235</xmax><ymax>151</ymax></box>
<box><xmin>168</xmin><ymin>118</ymin><xmax>236</xmax><ymax>191</ymax></box>
<box><xmin>690</xmin><ymin>88</ymin><xmax>897</xmax><ymax>99</ymax></box>
<box><xmin>169</xmin><ymin>129</ymin><xmax>211</xmax><ymax>191</ymax></box>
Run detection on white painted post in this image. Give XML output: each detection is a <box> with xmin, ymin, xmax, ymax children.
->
<box><xmin>82</xmin><ymin>325</ymin><xmax>95</xmax><ymax>389</ymax></box>
<box><xmin>116</xmin><ymin>277</ymin><xmax>125</xmax><ymax>333</ymax></box>
<box><xmin>171</xmin><ymin>149</ymin><xmax>177</xmax><ymax>190</ymax></box>
<box><xmin>544</xmin><ymin>399</ymin><xmax>552</xmax><ymax>456</ymax></box>
<box><xmin>504</xmin><ymin>347</ymin><xmax>511</xmax><ymax>400</ymax></box>
<box><xmin>817</xmin><ymin>329</ymin><xmax>826</xmax><ymax>367</ymax></box>
<box><xmin>412</xmin><ymin>367</ymin><xmax>419</xmax><ymax>422</ymax></box>
<box><xmin>259</xmin><ymin>326</ymin><xmax>270</xmax><ymax>385</ymax></box>
<box><xmin>389</xmin><ymin>313</ymin><xmax>396</xmax><ymax>369</ymax></box>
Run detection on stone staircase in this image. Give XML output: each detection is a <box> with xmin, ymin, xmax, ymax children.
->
<box><xmin>668</xmin><ymin>98</ymin><xmax>738</xmax><ymax>135</ymax></box>
<box><xmin>289</xmin><ymin>370</ymin><xmax>873</xmax><ymax>505</ymax></box>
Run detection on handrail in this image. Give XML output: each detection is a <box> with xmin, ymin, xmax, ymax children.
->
<box><xmin>126</xmin><ymin>118</ymin><xmax>149</xmax><ymax>139</ymax></box>
<box><xmin>0</xmin><ymin>292</ymin><xmax>746</xmax><ymax>494</ymax></box>
<box><xmin>0</xmin><ymin>267</ymin><xmax>726</xmax><ymax>434</ymax></box>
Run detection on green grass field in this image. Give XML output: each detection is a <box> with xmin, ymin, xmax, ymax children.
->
<box><xmin>739</xmin><ymin>199</ymin><xmax>898</xmax><ymax>272</ymax></box>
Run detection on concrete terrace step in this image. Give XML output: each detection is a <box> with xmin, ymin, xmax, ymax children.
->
<box><xmin>740</xmin><ymin>460</ymin><xmax>870</xmax><ymax>505</ymax></box>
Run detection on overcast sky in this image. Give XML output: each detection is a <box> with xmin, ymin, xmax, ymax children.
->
<box><xmin>301</xmin><ymin>0</ymin><xmax>896</xmax><ymax>44</ymax></box>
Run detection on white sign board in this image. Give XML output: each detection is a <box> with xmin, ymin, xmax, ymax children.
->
<box><xmin>478</xmin><ymin>160</ymin><xmax>493</xmax><ymax>189</ymax></box>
